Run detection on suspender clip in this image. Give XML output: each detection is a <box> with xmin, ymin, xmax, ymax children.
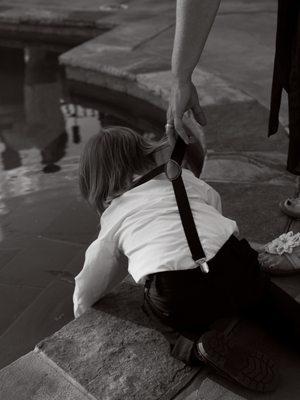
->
<box><xmin>195</xmin><ymin>258</ymin><xmax>210</xmax><ymax>274</ymax></box>
<box><xmin>165</xmin><ymin>159</ymin><xmax>182</xmax><ymax>181</ymax></box>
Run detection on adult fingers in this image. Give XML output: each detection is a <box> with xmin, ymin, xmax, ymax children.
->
<box><xmin>165</xmin><ymin>124</ymin><xmax>176</xmax><ymax>147</ymax></box>
<box><xmin>166</xmin><ymin>105</ymin><xmax>173</xmax><ymax>126</ymax></box>
<box><xmin>165</xmin><ymin>107</ymin><xmax>176</xmax><ymax>147</ymax></box>
<box><xmin>174</xmin><ymin>116</ymin><xmax>190</xmax><ymax>145</ymax></box>
<box><xmin>191</xmin><ymin>99</ymin><xmax>207</xmax><ymax>126</ymax></box>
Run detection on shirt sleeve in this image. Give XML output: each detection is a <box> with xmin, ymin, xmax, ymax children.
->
<box><xmin>73</xmin><ymin>237</ymin><xmax>128</xmax><ymax>318</ymax></box>
<box><xmin>203</xmin><ymin>183</ymin><xmax>222</xmax><ymax>214</ymax></box>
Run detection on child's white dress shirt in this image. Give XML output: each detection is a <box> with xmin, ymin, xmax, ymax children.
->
<box><xmin>73</xmin><ymin>169</ymin><xmax>238</xmax><ymax>317</ymax></box>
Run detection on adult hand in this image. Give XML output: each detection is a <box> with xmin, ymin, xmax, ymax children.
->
<box><xmin>166</xmin><ymin>79</ymin><xmax>207</xmax><ymax>145</ymax></box>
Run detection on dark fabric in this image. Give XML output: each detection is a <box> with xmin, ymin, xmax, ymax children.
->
<box><xmin>169</xmin><ymin>135</ymin><xmax>186</xmax><ymax>164</ymax></box>
<box><xmin>244</xmin><ymin>281</ymin><xmax>300</xmax><ymax>353</ymax></box>
<box><xmin>143</xmin><ymin>236</ymin><xmax>300</xmax><ymax>365</ymax></box>
<box><xmin>269</xmin><ymin>0</ymin><xmax>300</xmax><ymax>175</ymax></box>
<box><xmin>142</xmin><ymin>298</ymin><xmax>199</xmax><ymax>365</ymax></box>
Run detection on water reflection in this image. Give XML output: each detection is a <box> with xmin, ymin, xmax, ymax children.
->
<box><xmin>0</xmin><ymin>46</ymin><xmax>160</xmax><ymax>205</ymax></box>
<box><xmin>1</xmin><ymin>47</ymin><xmax>67</xmax><ymax>173</ymax></box>
<box><xmin>0</xmin><ymin>46</ymin><xmax>105</xmax><ymax>201</ymax></box>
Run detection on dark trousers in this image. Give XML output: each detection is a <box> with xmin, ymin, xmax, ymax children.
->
<box><xmin>143</xmin><ymin>236</ymin><xmax>300</xmax><ymax>365</ymax></box>
<box><xmin>269</xmin><ymin>0</ymin><xmax>300</xmax><ymax>175</ymax></box>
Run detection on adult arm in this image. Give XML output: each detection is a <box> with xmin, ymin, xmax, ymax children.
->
<box><xmin>167</xmin><ymin>0</ymin><xmax>221</xmax><ymax>144</ymax></box>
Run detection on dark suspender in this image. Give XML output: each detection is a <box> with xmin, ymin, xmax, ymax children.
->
<box><xmin>130</xmin><ymin>164</ymin><xmax>165</xmax><ymax>189</ymax></box>
<box><xmin>130</xmin><ymin>136</ymin><xmax>209</xmax><ymax>274</ymax></box>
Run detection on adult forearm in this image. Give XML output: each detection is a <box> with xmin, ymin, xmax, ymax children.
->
<box><xmin>172</xmin><ymin>0</ymin><xmax>221</xmax><ymax>82</ymax></box>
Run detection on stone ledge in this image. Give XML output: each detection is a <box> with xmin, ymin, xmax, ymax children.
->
<box><xmin>36</xmin><ymin>283</ymin><xmax>200</xmax><ymax>400</ymax></box>
<box><xmin>0</xmin><ymin>350</ymin><xmax>95</xmax><ymax>400</ymax></box>
<box><xmin>0</xmin><ymin>3</ymin><xmax>116</xmax><ymax>28</ymax></box>
<box><xmin>0</xmin><ymin>5</ymin><xmax>115</xmax><ymax>45</ymax></box>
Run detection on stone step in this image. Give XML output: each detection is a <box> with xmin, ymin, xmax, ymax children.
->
<box><xmin>36</xmin><ymin>282</ymin><xmax>200</xmax><ymax>400</ymax></box>
<box><xmin>0</xmin><ymin>350</ymin><xmax>94</xmax><ymax>400</ymax></box>
<box><xmin>0</xmin><ymin>281</ymin><xmax>201</xmax><ymax>400</ymax></box>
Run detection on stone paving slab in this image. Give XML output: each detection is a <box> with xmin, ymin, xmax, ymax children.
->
<box><xmin>0</xmin><ymin>0</ymin><xmax>129</xmax><ymax>12</ymax></box>
<box><xmin>203</xmin><ymin>101</ymin><xmax>288</xmax><ymax>154</ymax></box>
<box><xmin>202</xmin><ymin>152</ymin><xmax>294</xmax><ymax>186</ymax></box>
<box><xmin>0</xmin><ymin>248</ymin><xmax>20</xmax><ymax>270</ymax></box>
<box><xmin>0</xmin><ymin>2</ymin><xmax>114</xmax><ymax>47</ymax></box>
<box><xmin>0</xmin><ymin>279</ymin><xmax>74</xmax><ymax>369</ymax></box>
<box><xmin>0</xmin><ymin>237</ymin><xmax>82</xmax><ymax>288</ymax></box>
<box><xmin>219</xmin><ymin>0</ymin><xmax>276</xmax><ymax>13</ymax></box>
<box><xmin>0</xmin><ymin>7</ymin><xmax>112</xmax><ymax>31</ymax></box>
<box><xmin>1</xmin><ymin>196</ymin><xmax>73</xmax><ymax>238</ymax></box>
<box><xmin>41</xmin><ymin>197</ymin><xmax>98</xmax><ymax>245</ymax></box>
<box><xmin>207</xmin><ymin>182</ymin><xmax>293</xmax><ymax>243</ymax></box>
<box><xmin>137</xmin><ymin>68</ymin><xmax>252</xmax><ymax>108</ymax></box>
<box><xmin>60</xmin><ymin>17</ymin><xmax>174</xmax><ymax>77</ymax></box>
<box><xmin>38</xmin><ymin>305</ymin><xmax>199</xmax><ymax>400</ymax></box>
<box><xmin>0</xmin><ymin>283</ymin><xmax>41</xmax><ymax>336</ymax></box>
<box><xmin>201</xmin><ymin>1</ymin><xmax>288</xmax><ymax>127</ymax></box>
<box><xmin>64</xmin><ymin>248</ymin><xmax>86</xmax><ymax>277</ymax></box>
<box><xmin>181</xmin><ymin>377</ymin><xmax>247</xmax><ymax>400</ymax></box>
<box><xmin>0</xmin><ymin>351</ymin><xmax>94</xmax><ymax>400</ymax></box>
<box><xmin>93</xmin><ymin>281</ymin><xmax>149</xmax><ymax>327</ymax></box>
<box><xmin>1</xmin><ymin>186</ymin><xmax>77</xmax><ymax>233</ymax></box>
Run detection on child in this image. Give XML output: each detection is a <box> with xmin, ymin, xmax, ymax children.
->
<box><xmin>74</xmin><ymin>126</ymin><xmax>300</xmax><ymax>392</ymax></box>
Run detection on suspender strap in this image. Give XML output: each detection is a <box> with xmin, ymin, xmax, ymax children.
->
<box><xmin>130</xmin><ymin>164</ymin><xmax>165</xmax><ymax>190</ymax></box>
<box><xmin>169</xmin><ymin>136</ymin><xmax>186</xmax><ymax>164</ymax></box>
<box><xmin>168</xmin><ymin>137</ymin><xmax>209</xmax><ymax>273</ymax></box>
<box><xmin>129</xmin><ymin>135</ymin><xmax>209</xmax><ymax>273</ymax></box>
<box><xmin>130</xmin><ymin>136</ymin><xmax>186</xmax><ymax>190</ymax></box>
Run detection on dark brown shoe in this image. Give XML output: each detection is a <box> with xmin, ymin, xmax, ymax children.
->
<box><xmin>196</xmin><ymin>330</ymin><xmax>279</xmax><ymax>393</ymax></box>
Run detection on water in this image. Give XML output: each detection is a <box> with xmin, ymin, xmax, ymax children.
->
<box><xmin>0</xmin><ymin>45</ymin><xmax>163</xmax><ymax>365</ymax></box>
<box><xmin>0</xmin><ymin>46</ymin><xmax>162</xmax><ymax>212</ymax></box>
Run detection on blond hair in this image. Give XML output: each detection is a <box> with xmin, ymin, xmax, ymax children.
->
<box><xmin>79</xmin><ymin>126</ymin><xmax>165</xmax><ymax>214</ymax></box>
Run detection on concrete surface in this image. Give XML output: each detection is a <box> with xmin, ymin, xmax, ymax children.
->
<box><xmin>0</xmin><ymin>351</ymin><xmax>94</xmax><ymax>400</ymax></box>
<box><xmin>37</xmin><ymin>306</ymin><xmax>198</xmax><ymax>400</ymax></box>
<box><xmin>0</xmin><ymin>0</ymin><xmax>300</xmax><ymax>399</ymax></box>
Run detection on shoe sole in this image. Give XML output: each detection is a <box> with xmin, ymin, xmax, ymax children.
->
<box><xmin>197</xmin><ymin>330</ymin><xmax>279</xmax><ymax>393</ymax></box>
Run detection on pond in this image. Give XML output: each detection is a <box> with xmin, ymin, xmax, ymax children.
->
<box><xmin>0</xmin><ymin>45</ymin><xmax>163</xmax><ymax>213</ymax></box>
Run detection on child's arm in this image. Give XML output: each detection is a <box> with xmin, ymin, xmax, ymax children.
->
<box><xmin>73</xmin><ymin>238</ymin><xmax>128</xmax><ymax>318</ymax></box>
